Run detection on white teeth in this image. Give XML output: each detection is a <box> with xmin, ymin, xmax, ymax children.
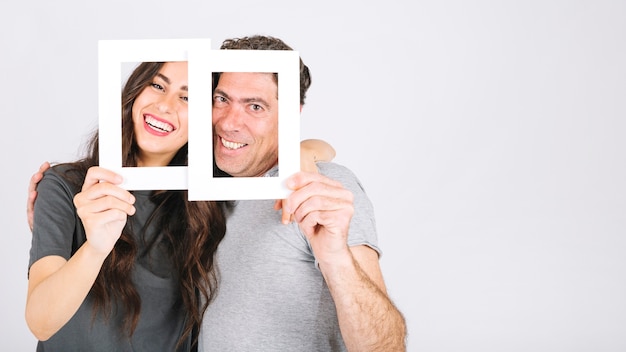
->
<box><xmin>221</xmin><ymin>138</ymin><xmax>246</xmax><ymax>150</ymax></box>
<box><xmin>145</xmin><ymin>115</ymin><xmax>174</xmax><ymax>132</ymax></box>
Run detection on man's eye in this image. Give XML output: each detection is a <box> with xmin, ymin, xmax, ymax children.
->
<box><xmin>213</xmin><ymin>96</ymin><xmax>226</xmax><ymax>103</ymax></box>
<box><xmin>251</xmin><ymin>104</ymin><xmax>262</xmax><ymax>111</ymax></box>
<box><xmin>181</xmin><ymin>96</ymin><xmax>188</xmax><ymax>102</ymax></box>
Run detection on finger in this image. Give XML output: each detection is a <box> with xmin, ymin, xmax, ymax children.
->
<box><xmin>81</xmin><ymin>181</ymin><xmax>134</xmax><ymax>202</ymax></box>
<box><xmin>291</xmin><ymin>192</ymin><xmax>353</xmax><ymax>224</ymax></box>
<box><xmin>38</xmin><ymin>161</ymin><xmax>51</xmax><ymax>173</ymax></box>
<box><xmin>82</xmin><ymin>167</ymin><xmax>124</xmax><ymax>192</ymax></box>
<box><xmin>273</xmin><ymin>199</ymin><xmax>294</xmax><ymax>225</ymax></box>
<box><xmin>27</xmin><ymin>188</ymin><xmax>38</xmax><ymax>216</ymax></box>
<box><xmin>27</xmin><ymin>190</ymin><xmax>37</xmax><ymax>232</ymax></box>
<box><xmin>75</xmin><ymin>183</ymin><xmax>135</xmax><ymax>212</ymax></box>
<box><xmin>27</xmin><ymin>162</ymin><xmax>50</xmax><ymax>232</ymax></box>
<box><xmin>284</xmin><ymin>177</ymin><xmax>351</xmax><ymax>217</ymax></box>
<box><xmin>75</xmin><ymin>194</ymin><xmax>136</xmax><ymax>217</ymax></box>
<box><xmin>28</xmin><ymin>162</ymin><xmax>49</xmax><ymax>194</ymax></box>
<box><xmin>282</xmin><ymin>172</ymin><xmax>343</xmax><ymax>214</ymax></box>
<box><xmin>84</xmin><ymin>208</ymin><xmax>131</xmax><ymax>225</ymax></box>
<box><xmin>79</xmin><ymin>207</ymin><xmax>129</xmax><ymax>229</ymax></box>
<box><xmin>282</xmin><ymin>211</ymin><xmax>291</xmax><ymax>225</ymax></box>
<box><xmin>298</xmin><ymin>209</ymin><xmax>334</xmax><ymax>232</ymax></box>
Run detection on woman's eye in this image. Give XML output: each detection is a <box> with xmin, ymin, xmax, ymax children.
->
<box><xmin>151</xmin><ymin>83</ymin><xmax>164</xmax><ymax>90</ymax></box>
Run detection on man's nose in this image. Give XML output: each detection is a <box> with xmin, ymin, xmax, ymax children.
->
<box><xmin>217</xmin><ymin>104</ymin><xmax>244</xmax><ymax>130</ymax></box>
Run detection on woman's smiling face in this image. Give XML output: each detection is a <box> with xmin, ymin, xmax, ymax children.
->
<box><xmin>131</xmin><ymin>61</ymin><xmax>189</xmax><ymax>167</ymax></box>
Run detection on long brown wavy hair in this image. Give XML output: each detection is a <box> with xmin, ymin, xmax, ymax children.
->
<box><xmin>55</xmin><ymin>61</ymin><xmax>225</xmax><ymax>349</ymax></box>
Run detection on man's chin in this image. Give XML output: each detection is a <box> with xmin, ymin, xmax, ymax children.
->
<box><xmin>215</xmin><ymin>162</ymin><xmax>241</xmax><ymax>177</ymax></box>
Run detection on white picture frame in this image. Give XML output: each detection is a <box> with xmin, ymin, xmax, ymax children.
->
<box><xmin>98</xmin><ymin>38</ymin><xmax>211</xmax><ymax>190</ymax></box>
<box><xmin>188</xmin><ymin>49</ymin><xmax>301</xmax><ymax>200</ymax></box>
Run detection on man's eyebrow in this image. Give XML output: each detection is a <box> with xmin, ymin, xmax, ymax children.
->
<box><xmin>155</xmin><ymin>73</ymin><xmax>187</xmax><ymax>91</ymax></box>
<box><xmin>214</xmin><ymin>88</ymin><xmax>229</xmax><ymax>99</ymax></box>
<box><xmin>242</xmin><ymin>97</ymin><xmax>271</xmax><ymax>108</ymax></box>
<box><xmin>214</xmin><ymin>88</ymin><xmax>272</xmax><ymax>109</ymax></box>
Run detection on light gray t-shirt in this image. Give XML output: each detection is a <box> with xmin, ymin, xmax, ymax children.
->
<box><xmin>29</xmin><ymin>165</ymin><xmax>190</xmax><ymax>352</ymax></box>
<box><xmin>199</xmin><ymin>162</ymin><xmax>379</xmax><ymax>352</ymax></box>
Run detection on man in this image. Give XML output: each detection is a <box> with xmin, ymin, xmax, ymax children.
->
<box><xmin>27</xmin><ymin>35</ymin><xmax>407</xmax><ymax>351</ymax></box>
<box><xmin>202</xmin><ymin>35</ymin><xmax>406</xmax><ymax>351</ymax></box>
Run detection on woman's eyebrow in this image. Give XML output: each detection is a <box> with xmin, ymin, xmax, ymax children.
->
<box><xmin>156</xmin><ymin>73</ymin><xmax>170</xmax><ymax>84</ymax></box>
<box><xmin>155</xmin><ymin>73</ymin><xmax>187</xmax><ymax>91</ymax></box>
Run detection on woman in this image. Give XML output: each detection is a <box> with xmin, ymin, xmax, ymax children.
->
<box><xmin>26</xmin><ymin>60</ymin><xmax>335</xmax><ymax>351</ymax></box>
<box><xmin>26</xmin><ymin>61</ymin><xmax>221</xmax><ymax>351</ymax></box>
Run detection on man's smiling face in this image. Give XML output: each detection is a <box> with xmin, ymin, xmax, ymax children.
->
<box><xmin>212</xmin><ymin>72</ymin><xmax>279</xmax><ymax>177</ymax></box>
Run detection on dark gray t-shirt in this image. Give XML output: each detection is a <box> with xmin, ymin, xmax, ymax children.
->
<box><xmin>29</xmin><ymin>166</ymin><xmax>189</xmax><ymax>352</ymax></box>
<box><xmin>198</xmin><ymin>162</ymin><xmax>380</xmax><ymax>352</ymax></box>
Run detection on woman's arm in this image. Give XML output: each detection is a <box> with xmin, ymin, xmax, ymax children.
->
<box><xmin>25</xmin><ymin>167</ymin><xmax>135</xmax><ymax>340</ymax></box>
<box><xmin>27</xmin><ymin>248</ymin><xmax>109</xmax><ymax>340</ymax></box>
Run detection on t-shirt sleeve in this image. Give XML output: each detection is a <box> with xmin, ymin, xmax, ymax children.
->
<box><xmin>317</xmin><ymin>162</ymin><xmax>381</xmax><ymax>257</ymax></box>
<box><xmin>29</xmin><ymin>168</ymin><xmax>81</xmax><ymax>271</ymax></box>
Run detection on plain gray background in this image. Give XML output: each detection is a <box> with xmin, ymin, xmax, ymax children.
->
<box><xmin>2</xmin><ymin>1</ymin><xmax>625</xmax><ymax>351</ymax></box>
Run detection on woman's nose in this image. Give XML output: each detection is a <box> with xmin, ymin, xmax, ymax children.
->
<box><xmin>156</xmin><ymin>94</ymin><xmax>176</xmax><ymax>113</ymax></box>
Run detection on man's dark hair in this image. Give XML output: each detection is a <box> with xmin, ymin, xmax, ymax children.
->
<box><xmin>218</xmin><ymin>35</ymin><xmax>311</xmax><ymax>105</ymax></box>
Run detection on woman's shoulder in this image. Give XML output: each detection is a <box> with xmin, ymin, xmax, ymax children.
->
<box><xmin>42</xmin><ymin>162</ymin><xmax>89</xmax><ymax>194</ymax></box>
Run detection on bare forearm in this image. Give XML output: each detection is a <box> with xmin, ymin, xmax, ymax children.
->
<box><xmin>320</xmin><ymin>254</ymin><xmax>407</xmax><ymax>351</ymax></box>
<box><xmin>300</xmin><ymin>139</ymin><xmax>336</xmax><ymax>172</ymax></box>
<box><xmin>26</xmin><ymin>243</ymin><xmax>107</xmax><ymax>340</ymax></box>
